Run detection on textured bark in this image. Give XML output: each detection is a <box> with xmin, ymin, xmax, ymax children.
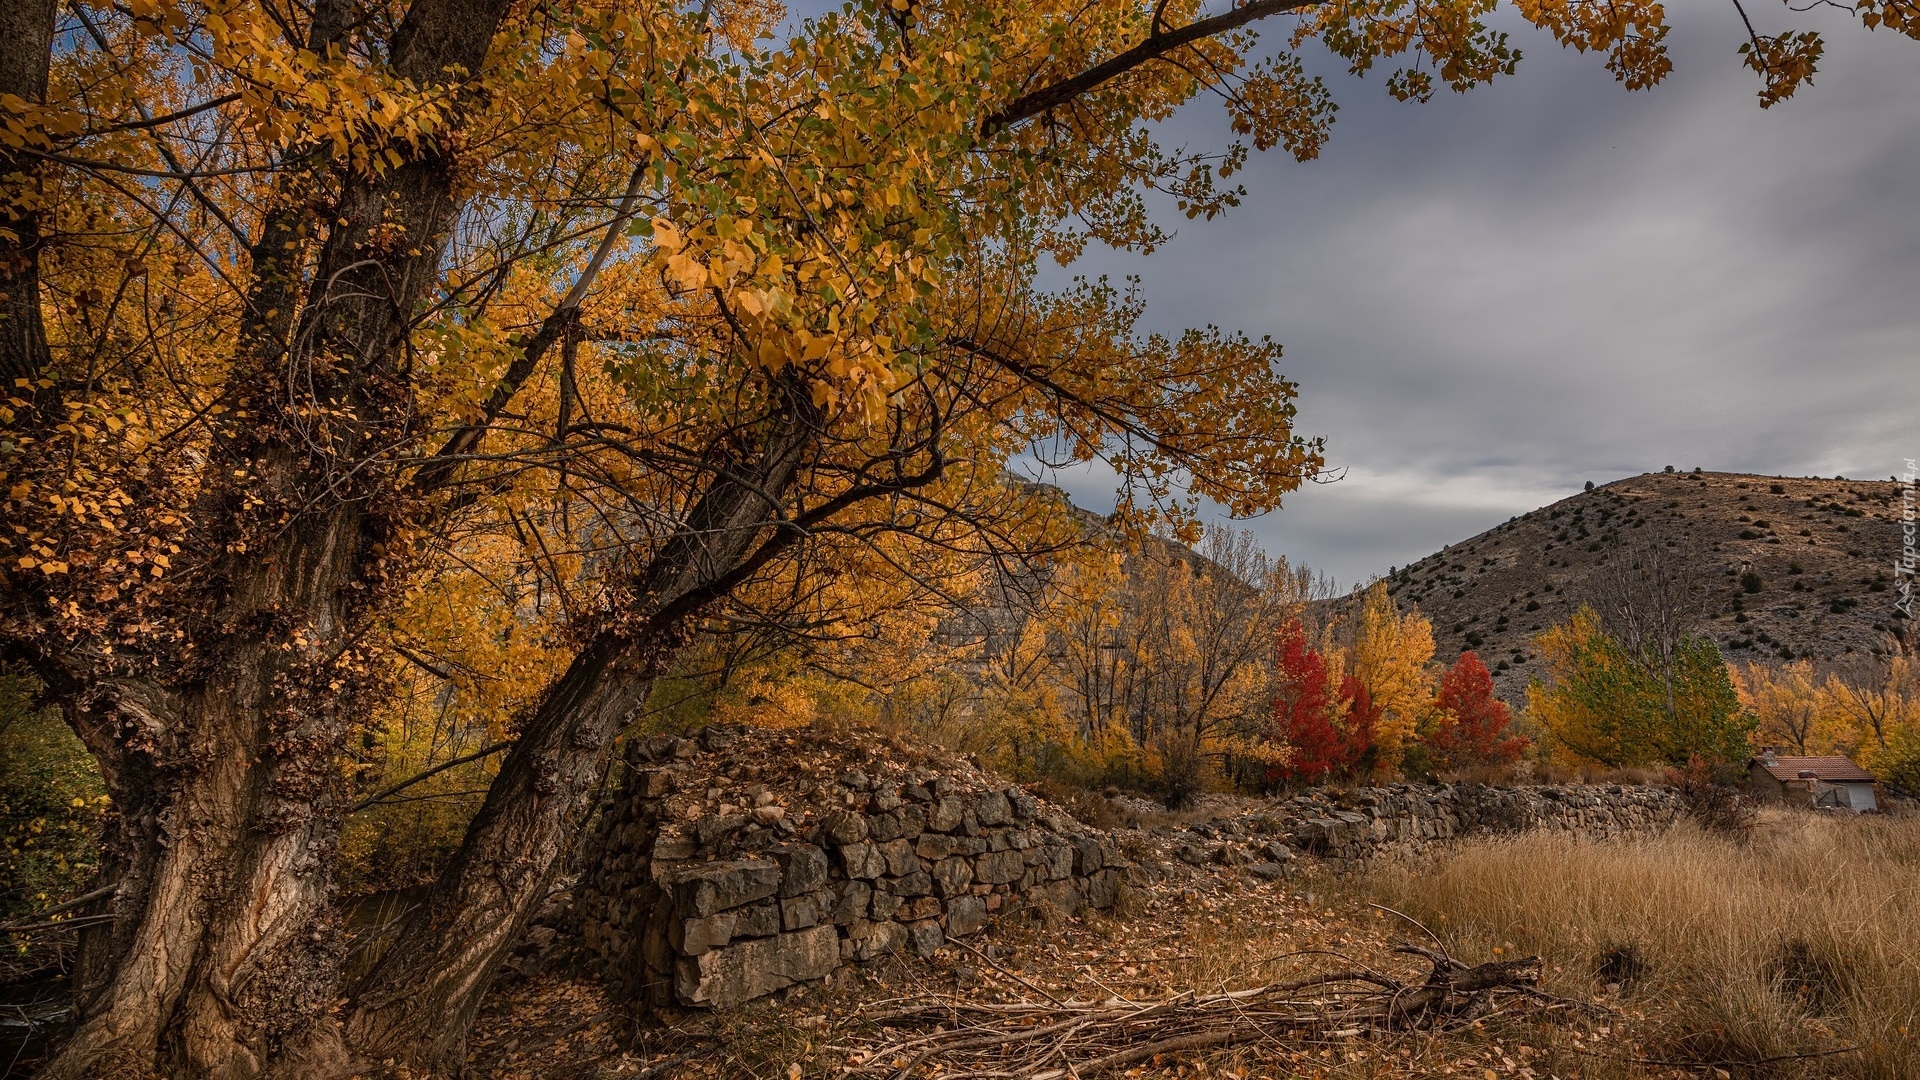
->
<box><xmin>36</xmin><ymin>1</ymin><xmax>513</xmax><ymax>1076</ymax></box>
<box><xmin>43</xmin><ymin>510</ymin><xmax>371</xmax><ymax>1080</ymax></box>
<box><xmin>0</xmin><ymin>0</ymin><xmax>56</xmax><ymax>394</ymax></box>
<box><xmin>346</xmin><ymin>388</ymin><xmax>823</xmax><ymax>1068</ymax></box>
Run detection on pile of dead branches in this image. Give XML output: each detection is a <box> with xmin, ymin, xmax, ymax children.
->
<box><xmin>840</xmin><ymin>944</ymin><xmax>1587</xmax><ymax>1078</ymax></box>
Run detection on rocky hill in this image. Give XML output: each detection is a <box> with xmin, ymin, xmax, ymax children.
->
<box><xmin>1379</xmin><ymin>471</ymin><xmax>1910</xmax><ymax>703</ymax></box>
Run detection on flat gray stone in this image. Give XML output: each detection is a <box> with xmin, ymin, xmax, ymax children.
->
<box><xmin>905</xmin><ymin>919</ymin><xmax>945</xmax><ymax>957</ymax></box>
<box><xmin>974</xmin><ymin>791</ymin><xmax>1013</xmax><ymax>827</ymax></box>
<box><xmin>672</xmin><ymin>859</ymin><xmax>781</xmax><ymax>917</ymax></box>
<box><xmin>820</xmin><ymin>810</ymin><xmax>869</xmax><ymax>845</ymax></box>
<box><xmin>932</xmin><ymin>856</ymin><xmax>972</xmax><ymax>898</ymax></box>
<box><xmin>975</xmin><ymin>849</ymin><xmax>1025</xmax><ymax>885</ymax></box>
<box><xmin>946</xmin><ymin>894</ymin><xmax>988</xmax><ymax>936</ymax></box>
<box><xmin>849</xmin><ymin>919</ymin><xmax>906</xmax><ymax>961</ymax></box>
<box><xmin>927</xmin><ymin>796</ymin><xmax>966</xmax><ymax>832</ymax></box>
<box><xmin>674</xmin><ymin>924</ymin><xmax>840</xmax><ymax>1007</ymax></box>
<box><xmin>879</xmin><ymin>838</ymin><xmax>918</xmax><ymax>876</ymax></box>
<box><xmin>830</xmin><ymin>880</ymin><xmax>871</xmax><ymax>925</ymax></box>
<box><xmin>771</xmin><ymin>843</ymin><xmax>829</xmax><ymax>897</ymax></box>
<box><xmin>838</xmin><ymin>841</ymin><xmax>886</xmax><ymax>879</ymax></box>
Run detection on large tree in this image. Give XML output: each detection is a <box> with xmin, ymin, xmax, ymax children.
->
<box><xmin>1</xmin><ymin>0</ymin><xmax>1910</xmax><ymax>1076</ymax></box>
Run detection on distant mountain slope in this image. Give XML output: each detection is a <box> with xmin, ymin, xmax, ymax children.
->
<box><xmin>1379</xmin><ymin>471</ymin><xmax>1910</xmax><ymax>704</ymax></box>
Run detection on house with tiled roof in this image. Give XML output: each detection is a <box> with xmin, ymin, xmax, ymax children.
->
<box><xmin>1748</xmin><ymin>749</ymin><xmax>1878</xmax><ymax>812</ymax></box>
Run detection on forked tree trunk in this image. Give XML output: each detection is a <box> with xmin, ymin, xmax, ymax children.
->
<box><xmin>16</xmin><ymin>1</ymin><xmax>830</xmax><ymax>1073</ymax></box>
<box><xmin>347</xmin><ymin>392</ymin><xmax>821</xmax><ymax>1069</ymax></box>
<box><xmin>33</xmin><ymin>0</ymin><xmax>511</xmax><ymax>1072</ymax></box>
<box><xmin>41</xmin><ymin>505</ymin><xmax>371</xmax><ymax>1080</ymax></box>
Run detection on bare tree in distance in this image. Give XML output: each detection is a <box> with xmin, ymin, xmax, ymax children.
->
<box><xmin>1584</xmin><ymin>532</ymin><xmax>1708</xmax><ymax>657</ymax></box>
<box><xmin>1583</xmin><ymin>530</ymin><xmax>1711</xmax><ymax>733</ymax></box>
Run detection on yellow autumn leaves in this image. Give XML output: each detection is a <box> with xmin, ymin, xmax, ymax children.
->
<box><xmin>644</xmin><ymin>191</ymin><xmax>918</xmax><ymax>420</ymax></box>
<box><xmin>1733</xmin><ymin>656</ymin><xmax>1920</xmax><ymax>779</ymax></box>
<box><xmin>1342</xmin><ymin>582</ymin><xmax>1441</xmax><ymax>772</ymax></box>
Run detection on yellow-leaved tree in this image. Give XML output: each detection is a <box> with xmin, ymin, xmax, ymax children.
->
<box><xmin>1822</xmin><ymin>654</ymin><xmax>1920</xmax><ymax>765</ymax></box>
<box><xmin>1730</xmin><ymin>649</ymin><xmax>1920</xmax><ymax>790</ymax></box>
<box><xmin>1342</xmin><ymin>580</ymin><xmax>1438</xmax><ymax>778</ymax></box>
<box><xmin>1529</xmin><ymin>606</ymin><xmax>1753</xmax><ymax>769</ymax></box>
<box><xmin>0</xmin><ymin>0</ymin><xmax>1911</xmax><ymax>1075</ymax></box>
<box><xmin>1732</xmin><ymin>660</ymin><xmax>1844</xmax><ymax>757</ymax></box>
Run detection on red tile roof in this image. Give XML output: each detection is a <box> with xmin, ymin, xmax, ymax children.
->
<box><xmin>1752</xmin><ymin>755</ymin><xmax>1877</xmax><ymax>783</ymax></box>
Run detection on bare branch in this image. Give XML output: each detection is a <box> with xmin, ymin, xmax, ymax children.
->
<box><xmin>983</xmin><ymin>0</ymin><xmax>1323</xmax><ymax>136</ymax></box>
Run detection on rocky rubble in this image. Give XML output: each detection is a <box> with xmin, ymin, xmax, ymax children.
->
<box><xmin>573</xmin><ymin>725</ymin><xmax>1123</xmax><ymax>1011</ymax></box>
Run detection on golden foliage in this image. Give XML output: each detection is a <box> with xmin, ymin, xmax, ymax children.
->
<box><xmin>1734</xmin><ymin>654</ymin><xmax>1920</xmax><ymax>784</ymax></box>
<box><xmin>1342</xmin><ymin>580</ymin><xmax>1437</xmax><ymax>776</ymax></box>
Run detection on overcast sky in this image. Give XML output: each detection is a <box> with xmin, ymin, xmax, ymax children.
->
<box><xmin>1011</xmin><ymin>3</ymin><xmax>1920</xmax><ymax>589</ymax></box>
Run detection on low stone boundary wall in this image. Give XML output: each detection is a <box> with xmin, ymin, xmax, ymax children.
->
<box><xmin>1200</xmin><ymin>784</ymin><xmax>1686</xmax><ymax>866</ymax></box>
<box><xmin>574</xmin><ymin>725</ymin><xmax>1121</xmax><ymax>1010</ymax></box>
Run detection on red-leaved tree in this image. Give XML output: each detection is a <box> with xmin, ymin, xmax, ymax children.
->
<box><xmin>1424</xmin><ymin>651</ymin><xmax>1528</xmax><ymax>771</ymax></box>
<box><xmin>1340</xmin><ymin>675</ymin><xmax>1381</xmax><ymax>774</ymax></box>
<box><xmin>1271</xmin><ymin>619</ymin><xmax>1371</xmax><ymax>782</ymax></box>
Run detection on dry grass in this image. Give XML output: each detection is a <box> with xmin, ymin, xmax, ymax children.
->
<box><xmin>1352</xmin><ymin>809</ymin><xmax>1920</xmax><ymax>1078</ymax></box>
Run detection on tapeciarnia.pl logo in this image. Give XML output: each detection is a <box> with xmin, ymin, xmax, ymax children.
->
<box><xmin>1898</xmin><ymin>458</ymin><xmax>1915</xmax><ymax>618</ymax></box>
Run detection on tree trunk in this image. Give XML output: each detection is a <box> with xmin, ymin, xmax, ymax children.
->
<box><xmin>346</xmin><ymin>390</ymin><xmax>821</xmax><ymax>1069</ymax></box>
<box><xmin>344</xmin><ymin>636</ymin><xmax>672</xmax><ymax>1066</ymax></box>
<box><xmin>0</xmin><ymin>0</ymin><xmax>55</xmax><ymax>395</ymax></box>
<box><xmin>34</xmin><ymin>0</ymin><xmax>512</xmax><ymax>1072</ymax></box>
<box><xmin>41</xmin><ymin>504</ymin><xmax>371</xmax><ymax>1079</ymax></box>
<box><xmin>0</xmin><ymin>0</ymin><xmax>55</xmax><ymax>424</ymax></box>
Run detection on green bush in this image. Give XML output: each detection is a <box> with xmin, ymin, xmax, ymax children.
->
<box><xmin>0</xmin><ymin>678</ymin><xmax>107</xmax><ymax>922</ymax></box>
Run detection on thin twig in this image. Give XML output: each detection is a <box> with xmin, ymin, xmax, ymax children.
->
<box><xmin>348</xmin><ymin>742</ymin><xmax>512</xmax><ymax>813</ymax></box>
<box><xmin>946</xmin><ymin>935</ymin><xmax>1069</xmax><ymax>1007</ymax></box>
<box><xmin>1366</xmin><ymin>902</ymin><xmax>1450</xmax><ymax>961</ymax></box>
<box><xmin>0</xmin><ymin>883</ymin><xmax>118</xmax><ymax>933</ymax></box>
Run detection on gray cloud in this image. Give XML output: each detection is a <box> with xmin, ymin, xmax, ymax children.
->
<box><xmin>1037</xmin><ymin>3</ymin><xmax>1920</xmax><ymax>588</ymax></box>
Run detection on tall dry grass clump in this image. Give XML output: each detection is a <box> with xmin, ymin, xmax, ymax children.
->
<box><xmin>1357</xmin><ymin>811</ymin><xmax>1920</xmax><ymax>1077</ymax></box>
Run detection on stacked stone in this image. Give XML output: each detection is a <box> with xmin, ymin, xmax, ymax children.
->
<box><xmin>575</xmin><ymin>724</ymin><xmax>1122</xmax><ymax>1011</ymax></box>
<box><xmin>1278</xmin><ymin>783</ymin><xmax>1684</xmax><ymax>863</ymax></box>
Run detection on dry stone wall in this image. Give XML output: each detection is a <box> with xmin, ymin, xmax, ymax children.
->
<box><xmin>1157</xmin><ymin>783</ymin><xmax>1685</xmax><ymax>872</ymax></box>
<box><xmin>574</xmin><ymin>725</ymin><xmax>1121</xmax><ymax>1011</ymax></box>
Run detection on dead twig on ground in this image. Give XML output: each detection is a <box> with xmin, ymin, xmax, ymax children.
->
<box><xmin>841</xmin><ymin>947</ymin><xmax>1558</xmax><ymax>1077</ymax></box>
